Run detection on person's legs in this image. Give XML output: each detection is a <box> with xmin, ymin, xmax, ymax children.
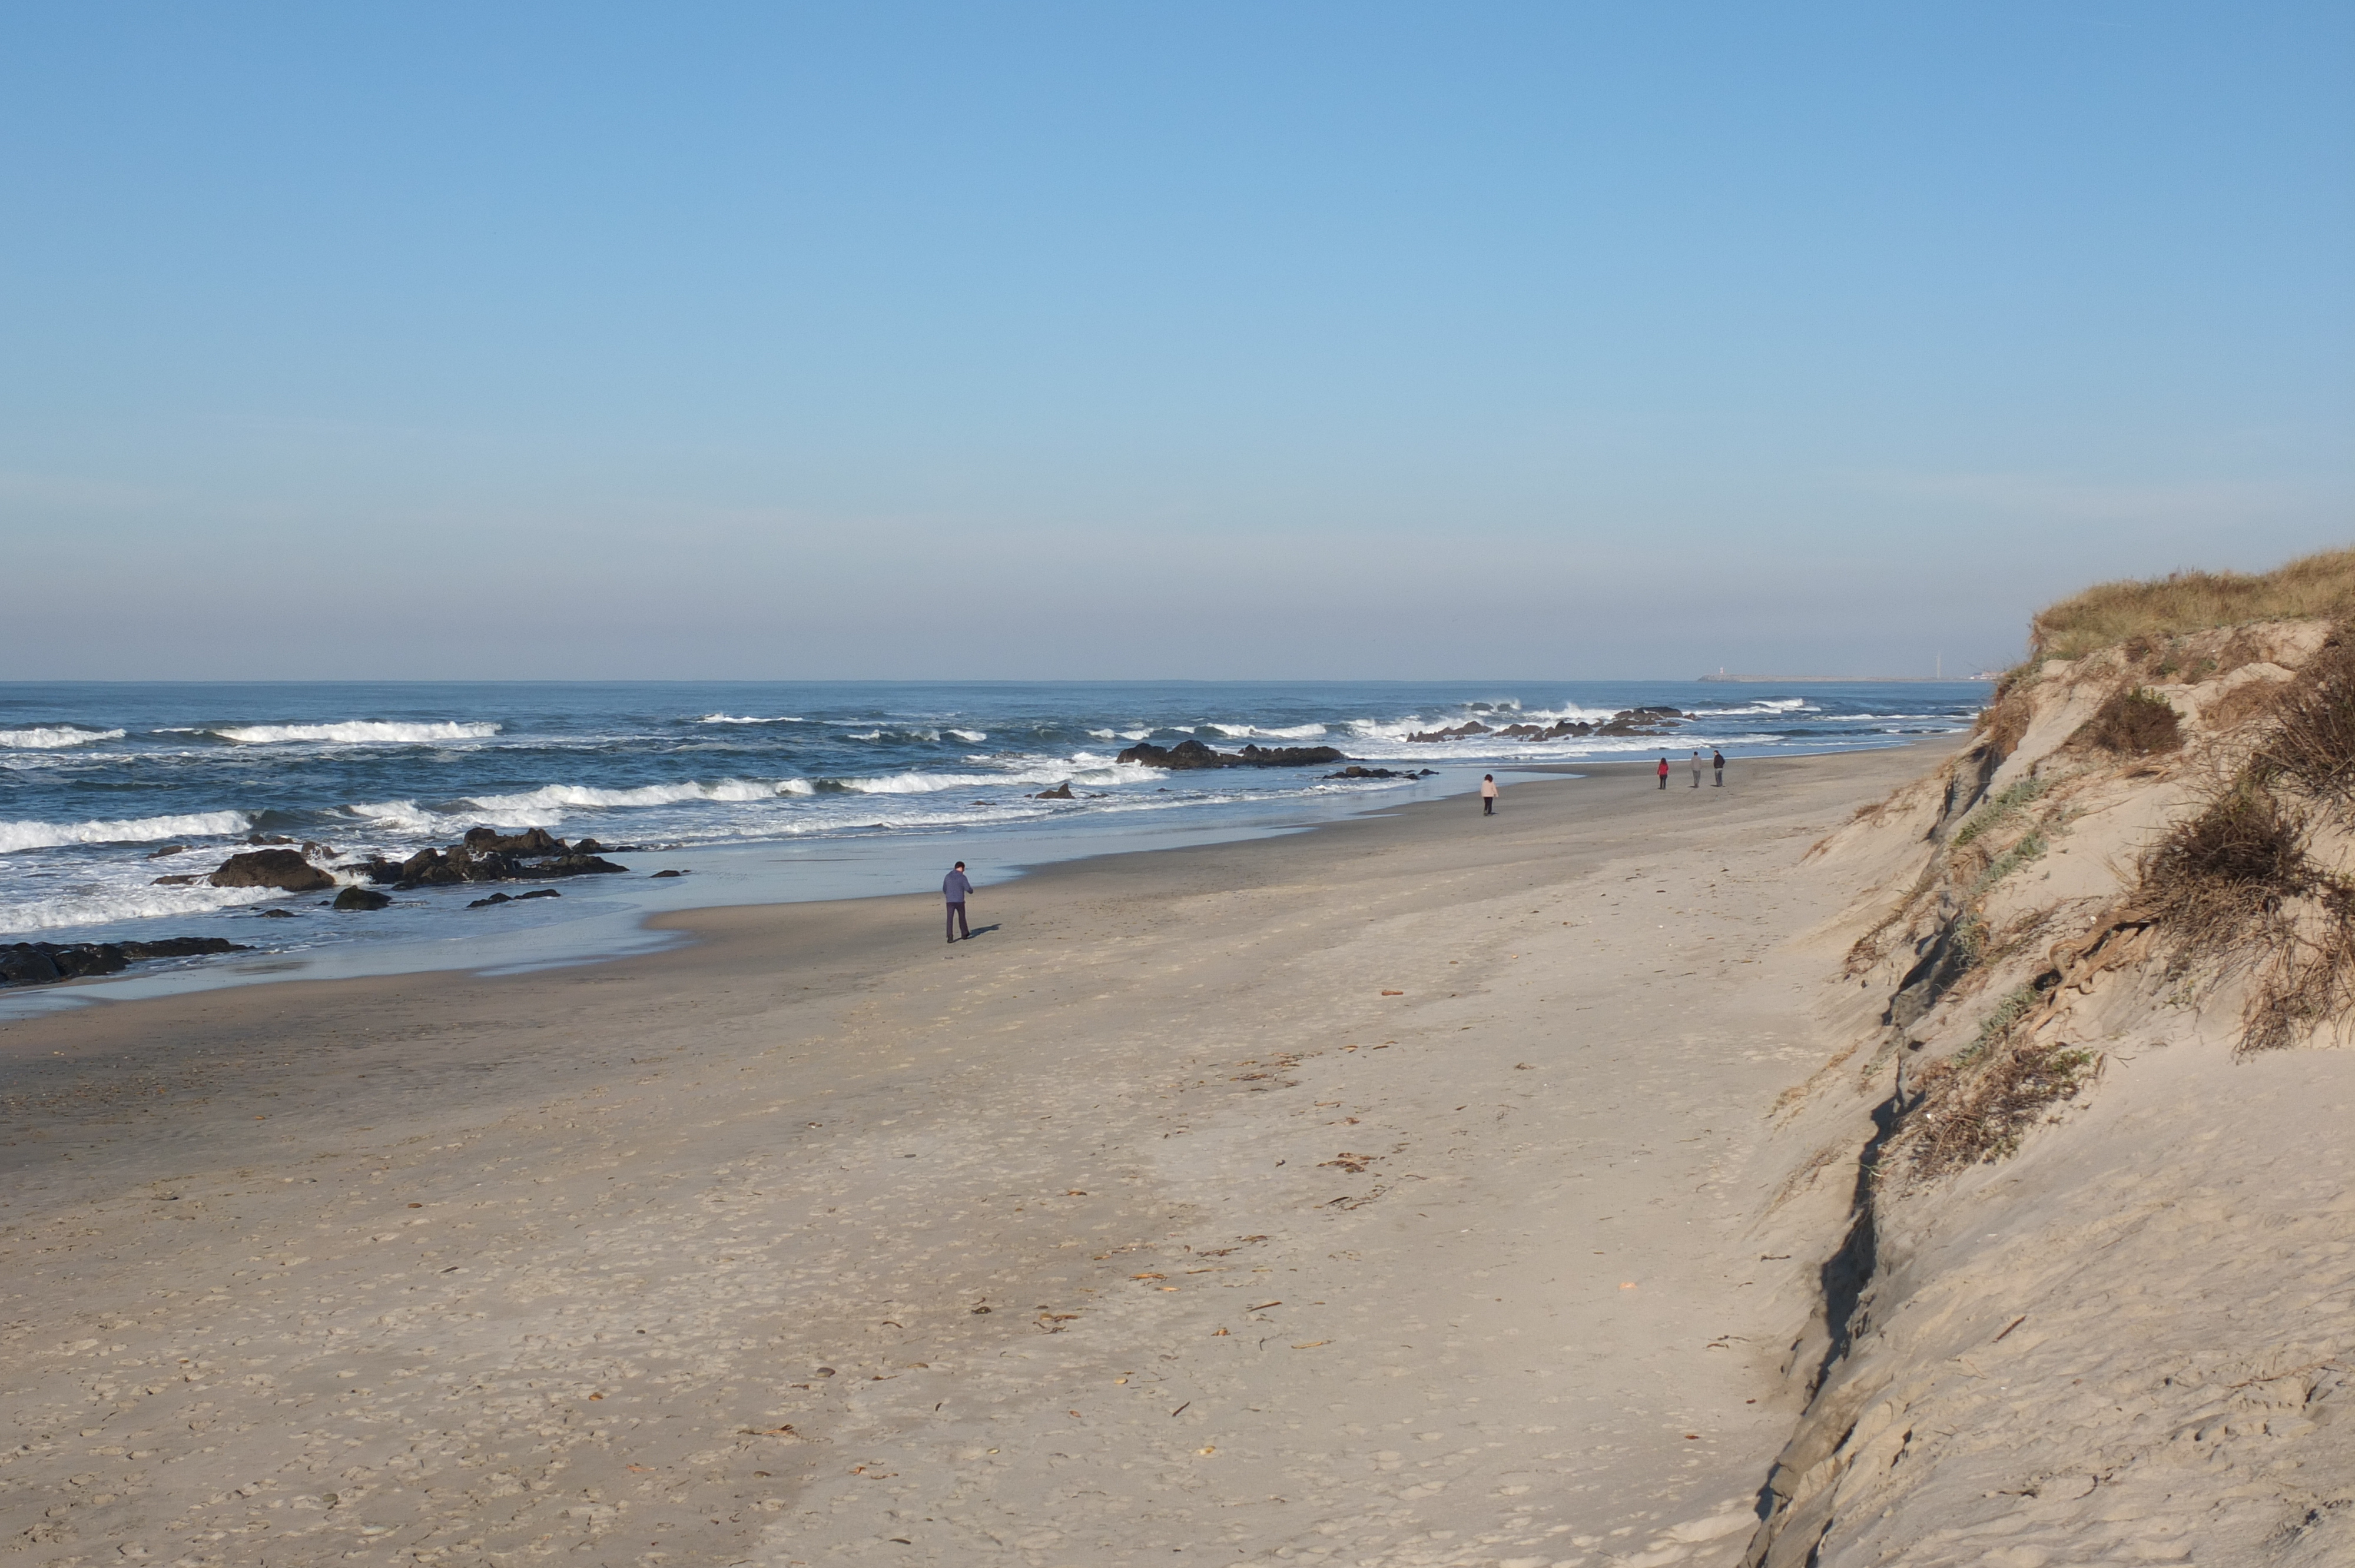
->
<box><xmin>1714</xmin><ymin>766</ymin><xmax>1723</xmax><ymax>786</ymax></box>
<box><xmin>954</xmin><ymin>902</ymin><xmax>970</xmax><ymax>939</ymax></box>
<box><xmin>1483</xmin><ymin>797</ymin><xmax>1493</xmax><ymax>815</ymax></box>
<box><xmin>946</xmin><ymin>902</ymin><xmax>961</xmax><ymax>942</ymax></box>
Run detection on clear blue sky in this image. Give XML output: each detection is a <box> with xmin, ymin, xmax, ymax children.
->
<box><xmin>3</xmin><ymin>3</ymin><xmax>2348</xmax><ymax>679</ymax></box>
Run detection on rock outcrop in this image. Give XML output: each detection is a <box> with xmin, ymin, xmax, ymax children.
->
<box><xmin>1322</xmin><ymin>766</ymin><xmax>1437</xmax><ymax>779</ymax></box>
<box><xmin>1405</xmin><ymin>708</ymin><xmax>1686</xmax><ymax>742</ymax></box>
<box><xmin>208</xmin><ymin>849</ymin><xmax>335</xmax><ymax>892</ymax></box>
<box><xmin>0</xmin><ymin>937</ymin><xmax>250</xmax><ymax>988</ymax></box>
<box><xmin>333</xmin><ymin>887</ymin><xmax>392</xmax><ymax>911</ymax></box>
<box><xmin>345</xmin><ymin>829</ymin><xmax>629</xmax><ymax>890</ymax></box>
<box><xmin>1114</xmin><ymin>739</ymin><xmax>1348</xmax><ymax>770</ymax></box>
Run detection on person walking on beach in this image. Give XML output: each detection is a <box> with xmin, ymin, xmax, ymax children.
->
<box><xmin>1656</xmin><ymin>757</ymin><xmax>1670</xmax><ymax>790</ymax></box>
<box><xmin>943</xmin><ymin>861</ymin><xmax>972</xmax><ymax>943</ymax></box>
<box><xmin>1712</xmin><ymin>749</ymin><xmax>1725</xmax><ymax>786</ymax></box>
<box><xmin>1480</xmin><ymin>774</ymin><xmax>1498</xmax><ymax>816</ymax></box>
<box><xmin>1690</xmin><ymin>750</ymin><xmax>1703</xmax><ymax>788</ymax></box>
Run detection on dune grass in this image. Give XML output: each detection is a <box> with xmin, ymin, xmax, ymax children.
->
<box><xmin>2030</xmin><ymin>547</ymin><xmax>2355</xmax><ymax>661</ymax></box>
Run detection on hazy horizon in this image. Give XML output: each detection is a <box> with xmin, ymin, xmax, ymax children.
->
<box><xmin>4</xmin><ymin>4</ymin><xmax>2348</xmax><ymax>682</ymax></box>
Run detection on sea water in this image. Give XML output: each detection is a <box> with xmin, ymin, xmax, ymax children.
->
<box><xmin>0</xmin><ymin>680</ymin><xmax>1982</xmax><ymax>1001</ymax></box>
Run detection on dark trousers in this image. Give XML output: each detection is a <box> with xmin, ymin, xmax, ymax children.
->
<box><xmin>1482</xmin><ymin>796</ymin><xmax>1494</xmax><ymax>815</ymax></box>
<box><xmin>946</xmin><ymin>901</ymin><xmax>968</xmax><ymax>941</ymax></box>
<box><xmin>1714</xmin><ymin>767</ymin><xmax>1723</xmax><ymax>786</ymax></box>
<box><xmin>1657</xmin><ymin>774</ymin><xmax>1667</xmax><ymax>789</ymax></box>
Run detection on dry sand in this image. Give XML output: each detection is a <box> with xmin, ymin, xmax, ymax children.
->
<box><xmin>1</xmin><ymin>746</ymin><xmax>1948</xmax><ymax>1568</ymax></box>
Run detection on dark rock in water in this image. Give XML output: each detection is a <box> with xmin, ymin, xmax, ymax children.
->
<box><xmin>1593</xmin><ymin>707</ymin><xmax>1688</xmax><ymax>736</ymax></box>
<box><xmin>121</xmin><ymin>937</ymin><xmax>246</xmax><ymax>959</ymax></box>
<box><xmin>397</xmin><ymin>835</ymin><xmax>627</xmax><ymax>887</ymax></box>
<box><xmin>210</xmin><ymin>848</ymin><xmax>336</xmax><ymax>892</ymax></box>
<box><xmin>353</xmin><ymin>856</ymin><xmax>405</xmax><ymax>885</ymax></box>
<box><xmin>469</xmin><ymin>892</ymin><xmax>513</xmax><ymax>908</ymax></box>
<box><xmin>245</xmin><ymin>832</ymin><xmax>297</xmax><ymax>846</ymax></box>
<box><xmin>0</xmin><ymin>947</ymin><xmax>61</xmax><ymax>985</ymax></box>
<box><xmin>651</xmin><ymin>868</ymin><xmax>688</xmax><ymax>878</ymax></box>
<box><xmin>301</xmin><ymin>841</ymin><xmax>336</xmax><ymax>859</ymax></box>
<box><xmin>334</xmin><ymin>886</ymin><xmax>392</xmax><ymax>911</ymax></box>
<box><xmin>151</xmin><ymin>873</ymin><xmax>198</xmax><ymax>885</ymax></box>
<box><xmin>147</xmin><ymin>844</ymin><xmax>188</xmax><ymax>859</ymax></box>
<box><xmin>572</xmin><ymin>838</ymin><xmax>605</xmax><ymax>855</ymax></box>
<box><xmin>1116</xmin><ymin>739</ymin><xmax>1348</xmax><ymax>770</ymax></box>
<box><xmin>518</xmin><ymin>888</ymin><xmax>560</xmax><ymax>901</ymax></box>
<box><xmin>0</xmin><ymin>936</ymin><xmax>249</xmax><ymax>988</ymax></box>
<box><xmin>1034</xmin><ymin>782</ymin><xmax>1076</xmax><ymax>799</ymax></box>
<box><xmin>258</xmin><ymin>908</ymin><xmax>297</xmax><ymax>918</ymax></box>
<box><xmin>1407</xmin><ymin>721</ymin><xmax>1491</xmax><ymax>742</ymax></box>
<box><xmin>463</xmin><ymin>826</ymin><xmax>567</xmax><ymax>856</ymax></box>
<box><xmin>1326</xmin><ymin>765</ymin><xmax>1407</xmax><ymax>779</ymax></box>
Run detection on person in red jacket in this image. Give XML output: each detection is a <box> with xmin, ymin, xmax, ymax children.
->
<box><xmin>1656</xmin><ymin>756</ymin><xmax>1670</xmax><ymax>790</ymax></box>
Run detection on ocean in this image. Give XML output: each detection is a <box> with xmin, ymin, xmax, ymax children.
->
<box><xmin>0</xmin><ymin>679</ymin><xmax>1983</xmax><ymax>998</ymax></box>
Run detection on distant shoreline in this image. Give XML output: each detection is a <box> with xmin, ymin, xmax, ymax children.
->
<box><xmin>1696</xmin><ymin>673</ymin><xmax>1996</xmax><ymax>683</ymax></box>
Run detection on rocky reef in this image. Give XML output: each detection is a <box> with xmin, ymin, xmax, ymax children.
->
<box><xmin>1114</xmin><ymin>739</ymin><xmax>1349</xmax><ymax>770</ymax></box>
<box><xmin>1405</xmin><ymin>707</ymin><xmax>1685</xmax><ymax>742</ymax></box>
<box><xmin>0</xmin><ymin>936</ymin><xmax>250</xmax><ymax>988</ymax></box>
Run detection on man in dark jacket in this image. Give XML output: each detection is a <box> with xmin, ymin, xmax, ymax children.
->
<box><xmin>943</xmin><ymin>862</ymin><xmax>973</xmax><ymax>943</ymax></box>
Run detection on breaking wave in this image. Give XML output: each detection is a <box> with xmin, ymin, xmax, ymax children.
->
<box><xmin>211</xmin><ymin>721</ymin><xmax>502</xmax><ymax>746</ymax></box>
<box><xmin>0</xmin><ymin>810</ymin><xmax>253</xmax><ymax>855</ymax></box>
<box><xmin>0</xmin><ymin>726</ymin><xmax>127</xmax><ymax>750</ymax></box>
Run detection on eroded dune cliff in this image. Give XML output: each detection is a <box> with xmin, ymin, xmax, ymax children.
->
<box><xmin>1746</xmin><ymin>580</ymin><xmax>2355</xmax><ymax>1566</ymax></box>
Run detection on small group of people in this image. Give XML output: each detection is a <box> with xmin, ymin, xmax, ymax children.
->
<box><xmin>1657</xmin><ymin>750</ymin><xmax>1727</xmax><ymax>789</ymax></box>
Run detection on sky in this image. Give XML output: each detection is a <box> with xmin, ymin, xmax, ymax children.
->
<box><xmin>2</xmin><ymin>3</ymin><xmax>2349</xmax><ymax>680</ymax></box>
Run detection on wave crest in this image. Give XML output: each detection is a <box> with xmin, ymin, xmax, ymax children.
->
<box><xmin>213</xmin><ymin>721</ymin><xmax>502</xmax><ymax>745</ymax></box>
<box><xmin>0</xmin><ymin>726</ymin><xmax>128</xmax><ymax>749</ymax></box>
<box><xmin>0</xmin><ymin>809</ymin><xmax>253</xmax><ymax>855</ymax></box>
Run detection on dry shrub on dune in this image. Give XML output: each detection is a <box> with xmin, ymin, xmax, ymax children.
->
<box><xmin>1900</xmin><ymin>1034</ymin><xmax>2099</xmax><ymax>1176</ymax></box>
<box><xmin>2073</xmin><ymin>687</ymin><xmax>2182</xmax><ymax>756</ymax></box>
<box><xmin>2253</xmin><ymin>628</ymin><xmax>2355</xmax><ymax>803</ymax></box>
<box><xmin>2031</xmin><ymin>547</ymin><xmax>2355</xmax><ymax>661</ymax></box>
<box><xmin>2138</xmin><ymin>778</ymin><xmax>2312</xmax><ymax>952</ymax></box>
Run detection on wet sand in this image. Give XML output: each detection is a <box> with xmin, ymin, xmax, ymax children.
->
<box><xmin>0</xmin><ymin>744</ymin><xmax>1951</xmax><ymax>1568</ymax></box>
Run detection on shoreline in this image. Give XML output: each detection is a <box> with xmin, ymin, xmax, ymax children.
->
<box><xmin>0</xmin><ymin>746</ymin><xmax>1939</xmax><ymax>1019</ymax></box>
<box><xmin>1</xmin><ymin>742</ymin><xmax>1954</xmax><ymax>1567</ymax></box>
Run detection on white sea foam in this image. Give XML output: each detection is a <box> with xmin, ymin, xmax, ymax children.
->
<box><xmin>697</xmin><ymin>713</ymin><xmax>806</xmax><ymax>725</ymax></box>
<box><xmin>1205</xmin><ymin>722</ymin><xmax>1329</xmax><ymax>740</ymax></box>
<box><xmin>0</xmin><ymin>882</ymin><xmax>279</xmax><ymax>932</ymax></box>
<box><xmin>947</xmin><ymin>729</ymin><xmax>987</xmax><ymax>743</ymax></box>
<box><xmin>465</xmin><ymin>779</ymin><xmax>790</xmax><ymax>815</ymax></box>
<box><xmin>212</xmin><ymin>720</ymin><xmax>502</xmax><ymax>746</ymax></box>
<box><xmin>0</xmin><ymin>726</ymin><xmax>128</xmax><ymax>750</ymax></box>
<box><xmin>0</xmin><ymin>810</ymin><xmax>253</xmax><ymax>855</ymax></box>
<box><xmin>1689</xmin><ymin>698</ymin><xmax>1813</xmax><ymax>717</ymax></box>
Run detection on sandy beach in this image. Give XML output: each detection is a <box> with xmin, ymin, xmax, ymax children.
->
<box><xmin>2</xmin><ymin>746</ymin><xmax>1950</xmax><ymax>1567</ymax></box>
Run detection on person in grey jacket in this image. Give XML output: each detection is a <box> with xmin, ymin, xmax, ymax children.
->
<box><xmin>1690</xmin><ymin>750</ymin><xmax>1704</xmax><ymax>788</ymax></box>
<box><xmin>943</xmin><ymin>862</ymin><xmax>973</xmax><ymax>943</ymax></box>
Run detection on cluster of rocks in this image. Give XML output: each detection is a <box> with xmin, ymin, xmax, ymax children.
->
<box><xmin>360</xmin><ymin>827</ymin><xmax>629</xmax><ymax>889</ymax></box>
<box><xmin>1407</xmin><ymin>707</ymin><xmax>1687</xmax><ymax>743</ymax></box>
<box><xmin>1323</xmin><ymin>765</ymin><xmax>1438</xmax><ymax>780</ymax></box>
<box><xmin>178</xmin><ymin>828</ymin><xmax>632</xmax><ymax>899</ymax></box>
<box><xmin>1</xmin><ymin>936</ymin><xmax>250</xmax><ymax>989</ymax></box>
<box><xmin>469</xmin><ymin>888</ymin><xmax>563</xmax><ymax>909</ymax></box>
<box><xmin>1114</xmin><ymin>739</ymin><xmax>1349</xmax><ymax>770</ymax></box>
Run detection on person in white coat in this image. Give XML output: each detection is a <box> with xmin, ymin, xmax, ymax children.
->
<box><xmin>1480</xmin><ymin>775</ymin><xmax>1498</xmax><ymax>816</ymax></box>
